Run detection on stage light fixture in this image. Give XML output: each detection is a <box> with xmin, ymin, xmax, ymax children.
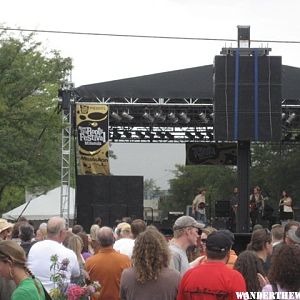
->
<box><xmin>111</xmin><ymin>112</ymin><xmax>122</xmax><ymax>122</ymax></box>
<box><xmin>145</xmin><ymin>131</ymin><xmax>155</xmax><ymax>140</ymax></box>
<box><xmin>168</xmin><ymin>112</ymin><xmax>178</xmax><ymax>124</ymax></box>
<box><xmin>165</xmin><ymin>131</ymin><xmax>174</xmax><ymax>140</ymax></box>
<box><xmin>154</xmin><ymin>111</ymin><xmax>166</xmax><ymax>122</ymax></box>
<box><xmin>281</xmin><ymin>113</ymin><xmax>286</xmax><ymax>120</ymax></box>
<box><xmin>195</xmin><ymin>131</ymin><xmax>204</xmax><ymax>140</ymax></box>
<box><xmin>207</xmin><ymin>132</ymin><xmax>214</xmax><ymax>141</ymax></box>
<box><xmin>156</xmin><ymin>131</ymin><xmax>165</xmax><ymax>139</ymax></box>
<box><xmin>185</xmin><ymin>132</ymin><xmax>194</xmax><ymax>140</ymax></box>
<box><xmin>179</xmin><ymin>112</ymin><xmax>190</xmax><ymax>124</ymax></box>
<box><xmin>121</xmin><ymin>111</ymin><xmax>134</xmax><ymax>121</ymax></box>
<box><xmin>199</xmin><ymin>112</ymin><xmax>209</xmax><ymax>124</ymax></box>
<box><xmin>210</xmin><ymin>112</ymin><xmax>215</xmax><ymax>121</ymax></box>
<box><xmin>136</xmin><ymin>131</ymin><xmax>145</xmax><ymax>139</ymax></box>
<box><xmin>143</xmin><ymin>112</ymin><xmax>154</xmax><ymax>123</ymax></box>
<box><xmin>112</xmin><ymin>128</ymin><xmax>121</xmax><ymax>139</ymax></box>
<box><xmin>284</xmin><ymin>132</ymin><xmax>292</xmax><ymax>141</ymax></box>
<box><xmin>123</xmin><ymin>130</ymin><xmax>132</xmax><ymax>138</ymax></box>
<box><xmin>286</xmin><ymin>113</ymin><xmax>296</xmax><ymax>125</ymax></box>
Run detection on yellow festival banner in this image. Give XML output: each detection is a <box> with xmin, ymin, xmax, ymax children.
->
<box><xmin>76</xmin><ymin>104</ymin><xmax>110</xmax><ymax>175</ymax></box>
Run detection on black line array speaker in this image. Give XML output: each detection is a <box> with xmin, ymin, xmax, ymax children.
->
<box><xmin>214</xmin><ymin>55</ymin><xmax>282</xmax><ymax>141</ymax></box>
<box><xmin>76</xmin><ymin>175</ymin><xmax>144</xmax><ymax>231</ymax></box>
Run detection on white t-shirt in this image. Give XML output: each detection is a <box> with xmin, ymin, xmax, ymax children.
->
<box><xmin>27</xmin><ymin>239</ymin><xmax>80</xmax><ymax>291</ymax></box>
<box><xmin>113</xmin><ymin>238</ymin><xmax>135</xmax><ymax>258</ymax></box>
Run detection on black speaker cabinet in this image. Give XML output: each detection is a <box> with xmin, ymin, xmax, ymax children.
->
<box><xmin>215</xmin><ymin>200</ymin><xmax>231</xmax><ymax>217</ymax></box>
<box><xmin>76</xmin><ymin>175</ymin><xmax>144</xmax><ymax>231</ymax></box>
<box><xmin>214</xmin><ymin>55</ymin><xmax>282</xmax><ymax>142</ymax></box>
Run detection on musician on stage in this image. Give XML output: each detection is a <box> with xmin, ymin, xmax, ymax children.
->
<box><xmin>192</xmin><ymin>188</ymin><xmax>207</xmax><ymax>224</ymax></box>
<box><xmin>279</xmin><ymin>190</ymin><xmax>294</xmax><ymax>222</ymax></box>
<box><xmin>249</xmin><ymin>186</ymin><xmax>265</xmax><ymax>227</ymax></box>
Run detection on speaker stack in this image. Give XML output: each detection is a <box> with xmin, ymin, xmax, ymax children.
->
<box><xmin>214</xmin><ymin>54</ymin><xmax>282</xmax><ymax>142</ymax></box>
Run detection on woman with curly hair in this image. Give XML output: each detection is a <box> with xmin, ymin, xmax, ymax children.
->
<box><xmin>120</xmin><ymin>226</ymin><xmax>181</xmax><ymax>300</ymax></box>
<box><xmin>0</xmin><ymin>240</ymin><xmax>47</xmax><ymax>300</ymax></box>
<box><xmin>234</xmin><ymin>250</ymin><xmax>266</xmax><ymax>292</ymax></box>
<box><xmin>262</xmin><ymin>244</ymin><xmax>300</xmax><ymax>293</ymax></box>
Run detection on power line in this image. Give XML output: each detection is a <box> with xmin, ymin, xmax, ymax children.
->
<box><xmin>1</xmin><ymin>26</ymin><xmax>300</xmax><ymax>44</ymax></box>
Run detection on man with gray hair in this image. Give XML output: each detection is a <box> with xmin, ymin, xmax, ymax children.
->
<box><xmin>27</xmin><ymin>216</ymin><xmax>80</xmax><ymax>291</ymax></box>
<box><xmin>86</xmin><ymin>226</ymin><xmax>131</xmax><ymax>300</ymax></box>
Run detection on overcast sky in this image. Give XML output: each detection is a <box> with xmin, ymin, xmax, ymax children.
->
<box><xmin>1</xmin><ymin>0</ymin><xmax>300</xmax><ymax>189</ymax></box>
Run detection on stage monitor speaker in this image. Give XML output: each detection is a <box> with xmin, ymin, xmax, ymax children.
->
<box><xmin>76</xmin><ymin>175</ymin><xmax>143</xmax><ymax>231</ymax></box>
<box><xmin>215</xmin><ymin>200</ymin><xmax>231</xmax><ymax>217</ymax></box>
<box><xmin>214</xmin><ymin>55</ymin><xmax>282</xmax><ymax>142</ymax></box>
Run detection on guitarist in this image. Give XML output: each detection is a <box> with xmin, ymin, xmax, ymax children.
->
<box><xmin>192</xmin><ymin>188</ymin><xmax>207</xmax><ymax>225</ymax></box>
<box><xmin>249</xmin><ymin>186</ymin><xmax>265</xmax><ymax>227</ymax></box>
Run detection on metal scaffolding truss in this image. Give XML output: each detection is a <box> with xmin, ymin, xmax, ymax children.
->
<box><xmin>76</xmin><ymin>96</ymin><xmax>300</xmax><ymax>144</ymax></box>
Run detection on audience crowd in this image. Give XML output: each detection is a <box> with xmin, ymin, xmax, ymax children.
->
<box><xmin>0</xmin><ymin>215</ymin><xmax>300</xmax><ymax>300</ymax></box>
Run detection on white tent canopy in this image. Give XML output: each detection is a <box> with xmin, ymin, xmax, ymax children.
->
<box><xmin>2</xmin><ymin>187</ymin><xmax>75</xmax><ymax>221</ymax></box>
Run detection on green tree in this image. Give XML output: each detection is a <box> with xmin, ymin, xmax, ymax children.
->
<box><xmin>144</xmin><ymin>178</ymin><xmax>161</xmax><ymax>199</ymax></box>
<box><xmin>0</xmin><ymin>31</ymin><xmax>72</xmax><ymax>213</ymax></box>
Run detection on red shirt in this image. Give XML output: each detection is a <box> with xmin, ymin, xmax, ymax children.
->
<box><xmin>177</xmin><ymin>261</ymin><xmax>246</xmax><ymax>300</ymax></box>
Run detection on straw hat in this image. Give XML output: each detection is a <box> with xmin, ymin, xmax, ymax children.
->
<box><xmin>0</xmin><ymin>219</ymin><xmax>13</xmax><ymax>233</ymax></box>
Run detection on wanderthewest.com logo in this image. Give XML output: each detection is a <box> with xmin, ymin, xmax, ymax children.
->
<box><xmin>236</xmin><ymin>292</ymin><xmax>300</xmax><ymax>299</ymax></box>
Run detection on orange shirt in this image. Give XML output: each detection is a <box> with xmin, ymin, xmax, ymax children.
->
<box><xmin>85</xmin><ymin>247</ymin><xmax>131</xmax><ymax>300</ymax></box>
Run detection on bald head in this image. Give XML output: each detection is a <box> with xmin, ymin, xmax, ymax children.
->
<box><xmin>47</xmin><ymin>217</ymin><xmax>66</xmax><ymax>239</ymax></box>
<box><xmin>97</xmin><ymin>226</ymin><xmax>114</xmax><ymax>247</ymax></box>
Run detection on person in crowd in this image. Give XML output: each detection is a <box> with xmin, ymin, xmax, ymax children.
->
<box><xmin>270</xmin><ymin>224</ymin><xmax>283</xmax><ymax>248</ymax></box>
<box><xmin>0</xmin><ymin>219</ymin><xmax>13</xmax><ymax>241</ymax></box>
<box><xmin>177</xmin><ymin>230</ymin><xmax>246</xmax><ymax>300</ymax></box>
<box><xmin>77</xmin><ymin>232</ymin><xmax>92</xmax><ymax>260</ymax></box>
<box><xmin>11</xmin><ymin>221</ymin><xmax>27</xmax><ymax>244</ymax></box>
<box><xmin>199</xmin><ymin>226</ymin><xmax>217</xmax><ymax>256</ymax></box>
<box><xmin>72</xmin><ymin>224</ymin><xmax>84</xmax><ymax>235</ymax></box>
<box><xmin>247</xmin><ymin>228</ymin><xmax>272</xmax><ymax>274</ymax></box>
<box><xmin>89</xmin><ymin>224</ymin><xmax>100</xmax><ymax>254</ymax></box>
<box><xmin>234</xmin><ymin>250</ymin><xmax>266</xmax><ymax>292</ymax></box>
<box><xmin>19</xmin><ymin>223</ymin><xmax>36</xmax><ymax>257</ymax></box>
<box><xmin>35</xmin><ymin>223</ymin><xmax>47</xmax><ymax>241</ymax></box>
<box><xmin>27</xmin><ymin>216</ymin><xmax>80</xmax><ymax>291</ymax></box>
<box><xmin>249</xmin><ymin>186</ymin><xmax>265</xmax><ymax>227</ymax></box>
<box><xmin>66</xmin><ymin>234</ymin><xmax>89</xmax><ymax>289</ymax></box>
<box><xmin>0</xmin><ymin>240</ymin><xmax>46</xmax><ymax>300</ymax></box>
<box><xmin>199</xmin><ymin>229</ymin><xmax>237</xmax><ymax>269</ymax></box>
<box><xmin>130</xmin><ymin>219</ymin><xmax>146</xmax><ymax>239</ymax></box>
<box><xmin>0</xmin><ymin>221</ymin><xmax>16</xmax><ymax>300</ymax></box>
<box><xmin>120</xmin><ymin>227</ymin><xmax>181</xmax><ymax>300</ymax></box>
<box><xmin>85</xmin><ymin>226</ymin><xmax>131</xmax><ymax>300</ymax></box>
<box><xmin>113</xmin><ymin>222</ymin><xmax>135</xmax><ymax>258</ymax></box>
<box><xmin>191</xmin><ymin>188</ymin><xmax>207</xmax><ymax>224</ymax></box>
<box><xmin>262</xmin><ymin>244</ymin><xmax>300</xmax><ymax>293</ymax></box>
<box><xmin>279</xmin><ymin>190</ymin><xmax>294</xmax><ymax>222</ymax></box>
<box><xmin>169</xmin><ymin>216</ymin><xmax>204</xmax><ymax>275</ymax></box>
<box><xmin>286</xmin><ymin>226</ymin><xmax>300</xmax><ymax>245</ymax></box>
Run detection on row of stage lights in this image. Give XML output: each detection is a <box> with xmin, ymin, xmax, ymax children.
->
<box><xmin>111</xmin><ymin>111</ymin><xmax>298</xmax><ymax>125</ymax></box>
<box><xmin>110</xmin><ymin>111</ymin><xmax>214</xmax><ymax>124</ymax></box>
<box><xmin>111</xmin><ymin>128</ymin><xmax>214</xmax><ymax>141</ymax></box>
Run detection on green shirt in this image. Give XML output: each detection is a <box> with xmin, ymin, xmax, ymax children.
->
<box><xmin>12</xmin><ymin>277</ymin><xmax>45</xmax><ymax>300</ymax></box>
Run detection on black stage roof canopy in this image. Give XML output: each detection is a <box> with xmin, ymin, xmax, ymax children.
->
<box><xmin>76</xmin><ymin>64</ymin><xmax>300</xmax><ymax>100</ymax></box>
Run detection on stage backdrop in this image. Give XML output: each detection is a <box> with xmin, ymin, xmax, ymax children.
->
<box><xmin>76</xmin><ymin>104</ymin><xmax>110</xmax><ymax>175</ymax></box>
<box><xmin>76</xmin><ymin>175</ymin><xmax>144</xmax><ymax>230</ymax></box>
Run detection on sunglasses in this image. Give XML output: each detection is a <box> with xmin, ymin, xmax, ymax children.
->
<box><xmin>201</xmin><ymin>238</ymin><xmax>207</xmax><ymax>243</ymax></box>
